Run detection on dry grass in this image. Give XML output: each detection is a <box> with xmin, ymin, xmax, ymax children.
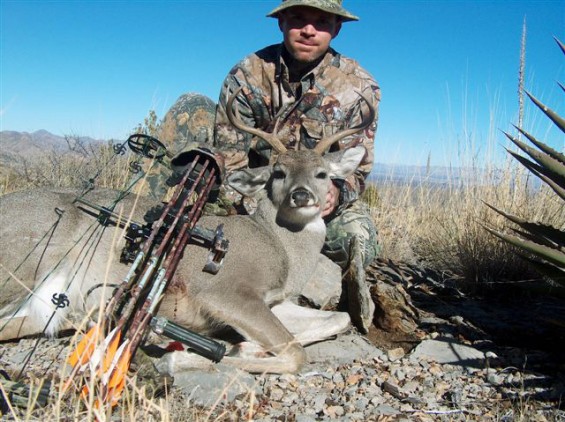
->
<box><xmin>363</xmin><ymin>156</ymin><xmax>565</xmax><ymax>287</ymax></box>
<box><xmin>0</xmin><ymin>139</ymin><xmax>134</xmax><ymax>195</ymax></box>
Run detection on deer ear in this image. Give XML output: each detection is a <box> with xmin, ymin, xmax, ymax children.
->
<box><xmin>227</xmin><ymin>167</ymin><xmax>272</xmax><ymax>196</ymax></box>
<box><xmin>327</xmin><ymin>146</ymin><xmax>366</xmax><ymax>179</ymax></box>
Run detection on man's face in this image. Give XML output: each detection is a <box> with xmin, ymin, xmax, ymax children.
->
<box><xmin>278</xmin><ymin>6</ymin><xmax>342</xmax><ymax>64</ymax></box>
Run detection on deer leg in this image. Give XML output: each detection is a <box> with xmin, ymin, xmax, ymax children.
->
<box><xmin>271</xmin><ymin>301</ymin><xmax>351</xmax><ymax>345</ymax></box>
<box><xmin>0</xmin><ymin>316</ymin><xmax>41</xmax><ymax>341</ymax></box>
<box><xmin>199</xmin><ymin>292</ymin><xmax>306</xmax><ymax>374</ymax></box>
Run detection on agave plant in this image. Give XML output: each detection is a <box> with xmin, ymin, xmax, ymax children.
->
<box><xmin>484</xmin><ymin>38</ymin><xmax>565</xmax><ymax>286</ymax></box>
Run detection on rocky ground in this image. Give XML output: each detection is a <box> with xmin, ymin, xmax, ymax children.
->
<box><xmin>1</xmin><ymin>260</ymin><xmax>564</xmax><ymax>421</ymax></box>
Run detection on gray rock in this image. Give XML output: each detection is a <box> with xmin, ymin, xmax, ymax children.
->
<box><xmin>409</xmin><ymin>339</ymin><xmax>486</xmax><ymax>372</ymax></box>
<box><xmin>313</xmin><ymin>392</ymin><xmax>327</xmax><ymax>413</ymax></box>
<box><xmin>371</xmin><ymin>404</ymin><xmax>400</xmax><ymax>415</ymax></box>
<box><xmin>354</xmin><ymin>396</ymin><xmax>369</xmax><ymax>411</ymax></box>
<box><xmin>295</xmin><ymin>416</ymin><xmax>317</xmax><ymax>422</ymax></box>
<box><xmin>387</xmin><ymin>347</ymin><xmax>405</xmax><ymax>361</ymax></box>
<box><xmin>269</xmin><ymin>386</ymin><xmax>285</xmax><ymax>401</ymax></box>
<box><xmin>382</xmin><ymin>380</ymin><xmax>404</xmax><ymax>399</ymax></box>
<box><xmin>300</xmin><ymin>254</ymin><xmax>342</xmax><ymax>309</ymax></box>
<box><xmin>305</xmin><ymin>333</ymin><xmax>383</xmax><ymax>366</ymax></box>
<box><xmin>487</xmin><ymin>372</ymin><xmax>504</xmax><ymax>386</ymax></box>
<box><xmin>345</xmin><ymin>412</ymin><xmax>366</xmax><ymax>421</ymax></box>
<box><xmin>172</xmin><ymin>364</ymin><xmax>257</xmax><ymax>406</ymax></box>
<box><xmin>332</xmin><ymin>372</ymin><xmax>345</xmax><ymax>384</ymax></box>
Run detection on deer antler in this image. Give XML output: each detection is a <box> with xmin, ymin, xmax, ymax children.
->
<box><xmin>226</xmin><ymin>87</ymin><xmax>288</xmax><ymax>154</ymax></box>
<box><xmin>313</xmin><ymin>91</ymin><xmax>376</xmax><ymax>154</ymax></box>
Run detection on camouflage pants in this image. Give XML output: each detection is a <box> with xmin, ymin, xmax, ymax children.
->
<box><xmin>144</xmin><ymin>161</ymin><xmax>173</xmax><ymax>202</ymax></box>
<box><xmin>323</xmin><ymin>200</ymin><xmax>380</xmax><ymax>270</ymax></box>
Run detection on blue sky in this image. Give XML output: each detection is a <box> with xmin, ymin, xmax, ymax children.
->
<box><xmin>1</xmin><ymin>0</ymin><xmax>564</xmax><ymax>166</ymax></box>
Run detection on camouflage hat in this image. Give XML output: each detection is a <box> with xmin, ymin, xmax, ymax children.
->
<box><xmin>267</xmin><ymin>0</ymin><xmax>359</xmax><ymax>22</ymax></box>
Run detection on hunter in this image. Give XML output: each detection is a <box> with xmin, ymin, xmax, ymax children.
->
<box><xmin>213</xmin><ymin>0</ymin><xmax>381</xmax><ymax>332</ymax></box>
<box><xmin>151</xmin><ymin>0</ymin><xmax>380</xmax><ymax>332</ymax></box>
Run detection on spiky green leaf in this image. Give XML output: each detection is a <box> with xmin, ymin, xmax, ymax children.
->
<box><xmin>503</xmin><ymin>132</ymin><xmax>565</xmax><ymax>180</ymax></box>
<box><xmin>523</xmin><ymin>165</ymin><xmax>565</xmax><ymax>201</ymax></box>
<box><xmin>518</xmin><ymin>254</ymin><xmax>565</xmax><ymax>287</ymax></box>
<box><xmin>505</xmin><ymin>149</ymin><xmax>565</xmax><ymax>194</ymax></box>
<box><xmin>513</xmin><ymin>125</ymin><xmax>565</xmax><ymax>165</ymax></box>
<box><xmin>555</xmin><ymin>37</ymin><xmax>565</xmax><ymax>56</ymax></box>
<box><xmin>504</xmin><ymin>154</ymin><xmax>565</xmax><ymax>201</ymax></box>
<box><xmin>509</xmin><ymin>227</ymin><xmax>565</xmax><ymax>252</ymax></box>
<box><xmin>484</xmin><ymin>202</ymin><xmax>565</xmax><ymax>247</ymax></box>
<box><xmin>525</xmin><ymin>91</ymin><xmax>565</xmax><ymax>133</ymax></box>
<box><xmin>485</xmin><ymin>227</ymin><xmax>565</xmax><ymax>269</ymax></box>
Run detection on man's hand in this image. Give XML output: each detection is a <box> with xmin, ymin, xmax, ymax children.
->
<box><xmin>322</xmin><ymin>181</ymin><xmax>339</xmax><ymax>217</ymax></box>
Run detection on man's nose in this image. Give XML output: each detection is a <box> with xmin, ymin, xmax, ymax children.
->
<box><xmin>300</xmin><ymin>24</ymin><xmax>316</xmax><ymax>36</ymax></box>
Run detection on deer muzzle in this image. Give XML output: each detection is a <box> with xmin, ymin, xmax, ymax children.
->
<box><xmin>290</xmin><ymin>188</ymin><xmax>316</xmax><ymax>208</ymax></box>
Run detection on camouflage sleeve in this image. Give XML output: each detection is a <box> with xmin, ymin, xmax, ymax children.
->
<box><xmin>213</xmin><ymin>66</ymin><xmax>258</xmax><ymax>173</ymax></box>
<box><xmin>337</xmin><ymin>81</ymin><xmax>380</xmax><ymax>211</ymax></box>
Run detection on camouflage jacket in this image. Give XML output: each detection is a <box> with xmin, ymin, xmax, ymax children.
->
<box><xmin>214</xmin><ymin>43</ymin><xmax>380</xmax><ymax>211</ymax></box>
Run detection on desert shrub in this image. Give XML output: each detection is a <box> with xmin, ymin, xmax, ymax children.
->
<box><xmin>1</xmin><ymin>136</ymin><xmax>136</xmax><ymax>194</ymax></box>
<box><xmin>364</xmin><ymin>153</ymin><xmax>564</xmax><ymax>286</ymax></box>
<box><xmin>484</xmin><ymin>38</ymin><xmax>565</xmax><ymax>287</ymax></box>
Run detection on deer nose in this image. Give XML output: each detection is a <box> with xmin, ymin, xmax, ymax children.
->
<box><xmin>290</xmin><ymin>189</ymin><xmax>312</xmax><ymax>207</ymax></box>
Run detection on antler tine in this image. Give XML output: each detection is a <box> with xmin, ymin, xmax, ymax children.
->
<box><xmin>226</xmin><ymin>86</ymin><xmax>288</xmax><ymax>154</ymax></box>
<box><xmin>313</xmin><ymin>91</ymin><xmax>376</xmax><ymax>154</ymax></box>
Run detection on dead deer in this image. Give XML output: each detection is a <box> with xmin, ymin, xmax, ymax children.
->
<box><xmin>0</xmin><ymin>90</ymin><xmax>375</xmax><ymax>374</ymax></box>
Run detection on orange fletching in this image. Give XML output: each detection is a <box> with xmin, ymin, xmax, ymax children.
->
<box><xmin>101</xmin><ymin>329</ymin><xmax>121</xmax><ymax>374</ymax></box>
<box><xmin>107</xmin><ymin>342</ymin><xmax>131</xmax><ymax>390</ymax></box>
<box><xmin>68</xmin><ymin>325</ymin><xmax>100</xmax><ymax>367</ymax></box>
<box><xmin>107</xmin><ymin>377</ymin><xmax>127</xmax><ymax>407</ymax></box>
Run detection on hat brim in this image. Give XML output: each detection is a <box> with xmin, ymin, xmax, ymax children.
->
<box><xmin>267</xmin><ymin>1</ymin><xmax>359</xmax><ymax>22</ymax></box>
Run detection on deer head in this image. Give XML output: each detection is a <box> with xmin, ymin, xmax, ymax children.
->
<box><xmin>225</xmin><ymin>87</ymin><xmax>375</xmax><ymax>229</ymax></box>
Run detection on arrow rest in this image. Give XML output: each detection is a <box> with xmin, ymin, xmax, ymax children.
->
<box><xmin>120</xmin><ymin>223</ymin><xmax>152</xmax><ymax>264</ymax></box>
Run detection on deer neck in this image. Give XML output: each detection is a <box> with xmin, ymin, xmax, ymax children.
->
<box><xmin>253</xmin><ymin>198</ymin><xmax>326</xmax><ymax>296</ymax></box>
<box><xmin>253</xmin><ymin>198</ymin><xmax>326</xmax><ymax>240</ymax></box>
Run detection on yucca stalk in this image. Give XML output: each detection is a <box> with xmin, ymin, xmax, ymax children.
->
<box><xmin>484</xmin><ymin>38</ymin><xmax>565</xmax><ymax>286</ymax></box>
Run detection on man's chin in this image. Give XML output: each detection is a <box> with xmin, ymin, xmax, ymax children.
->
<box><xmin>292</xmin><ymin>52</ymin><xmax>323</xmax><ymax>64</ymax></box>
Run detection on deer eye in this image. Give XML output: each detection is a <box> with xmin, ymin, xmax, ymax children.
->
<box><xmin>316</xmin><ymin>171</ymin><xmax>328</xmax><ymax>180</ymax></box>
<box><xmin>272</xmin><ymin>170</ymin><xmax>286</xmax><ymax>180</ymax></box>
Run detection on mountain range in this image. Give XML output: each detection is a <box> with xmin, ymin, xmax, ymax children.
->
<box><xmin>0</xmin><ymin>130</ymin><xmax>102</xmax><ymax>158</ymax></box>
<box><xmin>0</xmin><ymin>129</ymin><xmax>470</xmax><ymax>185</ymax></box>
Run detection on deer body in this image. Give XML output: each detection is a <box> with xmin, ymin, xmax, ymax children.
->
<box><xmin>0</xmin><ymin>148</ymin><xmax>365</xmax><ymax>373</ymax></box>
